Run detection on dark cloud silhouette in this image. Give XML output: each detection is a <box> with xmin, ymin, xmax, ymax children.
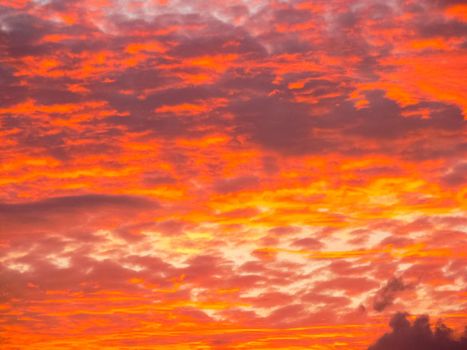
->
<box><xmin>368</xmin><ymin>313</ymin><xmax>467</xmax><ymax>350</ymax></box>
<box><xmin>373</xmin><ymin>277</ymin><xmax>408</xmax><ymax>312</ymax></box>
<box><xmin>0</xmin><ymin>194</ymin><xmax>158</xmax><ymax>232</ymax></box>
<box><xmin>0</xmin><ymin>194</ymin><xmax>157</xmax><ymax>215</ymax></box>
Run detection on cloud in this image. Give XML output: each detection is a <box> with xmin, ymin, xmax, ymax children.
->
<box><xmin>373</xmin><ymin>277</ymin><xmax>409</xmax><ymax>312</ymax></box>
<box><xmin>1</xmin><ymin>0</ymin><xmax>466</xmax><ymax>348</ymax></box>
<box><xmin>0</xmin><ymin>194</ymin><xmax>159</xmax><ymax>239</ymax></box>
<box><xmin>368</xmin><ymin>313</ymin><xmax>467</xmax><ymax>350</ymax></box>
<box><xmin>213</xmin><ymin>175</ymin><xmax>259</xmax><ymax>194</ymax></box>
<box><xmin>418</xmin><ymin>20</ymin><xmax>467</xmax><ymax>39</ymax></box>
<box><xmin>0</xmin><ymin>194</ymin><xmax>157</xmax><ymax>215</ymax></box>
<box><xmin>441</xmin><ymin>162</ymin><xmax>467</xmax><ymax>187</ymax></box>
<box><xmin>314</xmin><ymin>276</ymin><xmax>379</xmax><ymax>296</ymax></box>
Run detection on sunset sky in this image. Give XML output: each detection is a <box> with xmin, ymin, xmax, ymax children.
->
<box><xmin>1</xmin><ymin>0</ymin><xmax>466</xmax><ymax>349</ymax></box>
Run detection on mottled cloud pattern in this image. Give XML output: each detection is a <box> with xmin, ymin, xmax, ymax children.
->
<box><xmin>0</xmin><ymin>0</ymin><xmax>466</xmax><ymax>349</ymax></box>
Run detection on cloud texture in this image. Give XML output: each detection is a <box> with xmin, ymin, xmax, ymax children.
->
<box><xmin>0</xmin><ymin>0</ymin><xmax>466</xmax><ymax>349</ymax></box>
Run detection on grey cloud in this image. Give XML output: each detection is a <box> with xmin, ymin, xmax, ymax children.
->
<box><xmin>368</xmin><ymin>313</ymin><xmax>467</xmax><ymax>350</ymax></box>
<box><xmin>373</xmin><ymin>277</ymin><xmax>408</xmax><ymax>312</ymax></box>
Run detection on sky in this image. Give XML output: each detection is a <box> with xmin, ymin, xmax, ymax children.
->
<box><xmin>0</xmin><ymin>0</ymin><xmax>466</xmax><ymax>349</ymax></box>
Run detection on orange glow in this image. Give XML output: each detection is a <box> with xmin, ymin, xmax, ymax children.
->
<box><xmin>445</xmin><ymin>4</ymin><xmax>467</xmax><ymax>21</ymax></box>
<box><xmin>1</xmin><ymin>1</ymin><xmax>466</xmax><ymax>349</ymax></box>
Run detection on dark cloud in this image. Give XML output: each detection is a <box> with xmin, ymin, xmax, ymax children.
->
<box><xmin>0</xmin><ymin>12</ymin><xmax>51</xmax><ymax>56</ymax></box>
<box><xmin>231</xmin><ymin>95</ymin><xmax>324</xmax><ymax>154</ymax></box>
<box><xmin>368</xmin><ymin>313</ymin><xmax>467</xmax><ymax>350</ymax></box>
<box><xmin>1</xmin><ymin>1</ymin><xmax>465</xmax><ymax>161</ymax></box>
<box><xmin>228</xmin><ymin>87</ymin><xmax>465</xmax><ymax>156</ymax></box>
<box><xmin>333</xmin><ymin>91</ymin><xmax>464</xmax><ymax>139</ymax></box>
<box><xmin>170</xmin><ymin>26</ymin><xmax>264</xmax><ymax>58</ymax></box>
<box><xmin>441</xmin><ymin>162</ymin><xmax>467</xmax><ymax>187</ymax></box>
<box><xmin>0</xmin><ymin>194</ymin><xmax>156</xmax><ymax>215</ymax></box>
<box><xmin>433</xmin><ymin>0</ymin><xmax>467</xmax><ymax>7</ymax></box>
<box><xmin>419</xmin><ymin>20</ymin><xmax>467</xmax><ymax>38</ymax></box>
<box><xmin>213</xmin><ymin>176</ymin><xmax>259</xmax><ymax>194</ymax></box>
<box><xmin>0</xmin><ymin>194</ymin><xmax>158</xmax><ymax>231</ymax></box>
<box><xmin>273</xmin><ymin>7</ymin><xmax>313</xmax><ymax>26</ymax></box>
<box><xmin>373</xmin><ymin>277</ymin><xmax>408</xmax><ymax>312</ymax></box>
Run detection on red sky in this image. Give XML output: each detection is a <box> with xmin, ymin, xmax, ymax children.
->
<box><xmin>0</xmin><ymin>0</ymin><xmax>466</xmax><ymax>349</ymax></box>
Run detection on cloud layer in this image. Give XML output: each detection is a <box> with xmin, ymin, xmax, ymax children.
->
<box><xmin>0</xmin><ymin>0</ymin><xmax>466</xmax><ymax>349</ymax></box>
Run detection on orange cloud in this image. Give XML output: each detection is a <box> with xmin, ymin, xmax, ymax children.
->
<box><xmin>0</xmin><ymin>0</ymin><xmax>466</xmax><ymax>349</ymax></box>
